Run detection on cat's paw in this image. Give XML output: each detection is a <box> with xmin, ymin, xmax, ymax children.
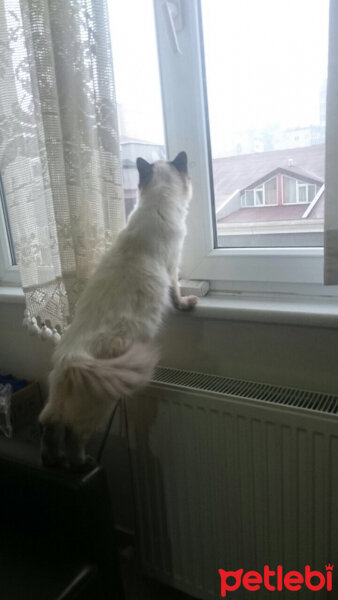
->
<box><xmin>177</xmin><ymin>295</ymin><xmax>198</xmax><ymax>311</ymax></box>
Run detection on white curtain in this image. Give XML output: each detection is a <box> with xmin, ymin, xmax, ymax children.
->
<box><xmin>0</xmin><ymin>0</ymin><xmax>125</xmax><ymax>335</ymax></box>
<box><xmin>324</xmin><ymin>0</ymin><xmax>338</xmax><ymax>284</ymax></box>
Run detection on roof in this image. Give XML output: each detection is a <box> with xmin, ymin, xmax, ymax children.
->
<box><xmin>221</xmin><ymin>204</ymin><xmax>306</xmax><ymax>223</ymax></box>
<box><xmin>213</xmin><ymin>144</ymin><xmax>325</xmax><ymax>207</ymax></box>
<box><xmin>219</xmin><ymin>187</ymin><xmax>325</xmax><ymax>225</ymax></box>
<box><xmin>244</xmin><ymin>167</ymin><xmax>323</xmax><ymax>192</ymax></box>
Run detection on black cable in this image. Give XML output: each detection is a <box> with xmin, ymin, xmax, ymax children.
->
<box><xmin>96</xmin><ymin>398</ymin><xmax>122</xmax><ymax>463</ymax></box>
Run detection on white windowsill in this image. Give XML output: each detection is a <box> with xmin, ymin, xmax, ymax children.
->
<box><xmin>0</xmin><ymin>286</ymin><xmax>25</xmax><ymax>303</ymax></box>
<box><xmin>178</xmin><ymin>291</ymin><xmax>338</xmax><ymax>330</ymax></box>
<box><xmin>1</xmin><ymin>285</ymin><xmax>338</xmax><ymax>330</ymax></box>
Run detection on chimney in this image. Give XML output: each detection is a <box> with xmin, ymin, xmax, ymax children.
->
<box><xmin>288</xmin><ymin>158</ymin><xmax>294</xmax><ymax>167</ymax></box>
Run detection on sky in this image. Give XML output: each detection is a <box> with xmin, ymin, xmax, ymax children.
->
<box><xmin>109</xmin><ymin>0</ymin><xmax>165</xmax><ymax>144</ymax></box>
<box><xmin>108</xmin><ymin>0</ymin><xmax>329</xmax><ymax>157</ymax></box>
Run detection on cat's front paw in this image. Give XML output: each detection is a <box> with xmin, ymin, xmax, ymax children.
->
<box><xmin>177</xmin><ymin>295</ymin><xmax>198</xmax><ymax>311</ymax></box>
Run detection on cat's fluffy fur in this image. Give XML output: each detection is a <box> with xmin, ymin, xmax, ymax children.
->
<box><xmin>39</xmin><ymin>151</ymin><xmax>197</xmax><ymax>469</ymax></box>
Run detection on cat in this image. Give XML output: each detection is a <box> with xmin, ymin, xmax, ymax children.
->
<box><xmin>39</xmin><ymin>151</ymin><xmax>197</xmax><ymax>470</ymax></box>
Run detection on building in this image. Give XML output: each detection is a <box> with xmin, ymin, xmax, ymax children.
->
<box><xmin>273</xmin><ymin>126</ymin><xmax>325</xmax><ymax>151</ymax></box>
<box><xmin>214</xmin><ymin>144</ymin><xmax>325</xmax><ymax>247</ymax></box>
<box><xmin>121</xmin><ymin>137</ymin><xmax>165</xmax><ymax>217</ymax></box>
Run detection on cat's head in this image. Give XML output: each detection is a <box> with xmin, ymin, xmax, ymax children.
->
<box><xmin>136</xmin><ymin>151</ymin><xmax>192</xmax><ymax>206</ymax></box>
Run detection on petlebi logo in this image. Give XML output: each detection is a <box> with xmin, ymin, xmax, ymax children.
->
<box><xmin>219</xmin><ymin>564</ymin><xmax>334</xmax><ymax>596</ymax></box>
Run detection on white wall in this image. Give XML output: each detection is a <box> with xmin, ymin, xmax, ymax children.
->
<box><xmin>158</xmin><ymin>312</ymin><xmax>338</xmax><ymax>394</ymax></box>
<box><xmin>2</xmin><ymin>302</ymin><xmax>337</xmax><ymax>395</ymax></box>
<box><xmin>0</xmin><ymin>302</ymin><xmax>52</xmax><ymax>391</ymax></box>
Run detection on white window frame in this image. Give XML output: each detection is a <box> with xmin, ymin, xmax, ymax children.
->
<box><xmin>297</xmin><ymin>182</ymin><xmax>307</xmax><ymax>204</ymax></box>
<box><xmin>241</xmin><ymin>177</ymin><xmax>278</xmax><ymax>208</ymax></box>
<box><xmin>254</xmin><ymin>188</ymin><xmax>264</xmax><ymax>205</ymax></box>
<box><xmin>242</xmin><ymin>187</ymin><xmax>264</xmax><ymax>207</ymax></box>
<box><xmin>153</xmin><ymin>0</ymin><xmax>334</xmax><ymax>293</ymax></box>
<box><xmin>282</xmin><ymin>175</ymin><xmax>318</xmax><ymax>206</ymax></box>
<box><xmin>262</xmin><ymin>176</ymin><xmax>278</xmax><ymax>206</ymax></box>
<box><xmin>0</xmin><ymin>176</ymin><xmax>20</xmax><ymax>285</ymax></box>
<box><xmin>242</xmin><ymin>189</ymin><xmax>255</xmax><ymax>207</ymax></box>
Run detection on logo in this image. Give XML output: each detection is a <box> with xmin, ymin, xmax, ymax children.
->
<box><xmin>219</xmin><ymin>564</ymin><xmax>334</xmax><ymax>596</ymax></box>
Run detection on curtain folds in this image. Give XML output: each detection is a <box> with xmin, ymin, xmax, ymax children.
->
<box><xmin>0</xmin><ymin>0</ymin><xmax>125</xmax><ymax>334</ymax></box>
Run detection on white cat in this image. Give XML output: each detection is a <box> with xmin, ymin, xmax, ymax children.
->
<box><xmin>39</xmin><ymin>151</ymin><xmax>197</xmax><ymax>469</ymax></box>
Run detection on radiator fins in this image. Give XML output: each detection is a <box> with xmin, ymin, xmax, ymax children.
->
<box><xmin>153</xmin><ymin>366</ymin><xmax>338</xmax><ymax>415</ymax></box>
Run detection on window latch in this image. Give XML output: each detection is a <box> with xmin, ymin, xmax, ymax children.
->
<box><xmin>163</xmin><ymin>0</ymin><xmax>183</xmax><ymax>55</ymax></box>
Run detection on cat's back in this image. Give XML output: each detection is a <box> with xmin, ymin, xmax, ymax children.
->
<box><xmin>58</xmin><ymin>230</ymin><xmax>170</xmax><ymax>353</ymax></box>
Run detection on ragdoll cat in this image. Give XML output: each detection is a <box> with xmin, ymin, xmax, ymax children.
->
<box><xmin>39</xmin><ymin>151</ymin><xmax>197</xmax><ymax>470</ymax></box>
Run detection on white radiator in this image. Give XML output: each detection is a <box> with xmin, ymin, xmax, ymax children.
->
<box><xmin>126</xmin><ymin>367</ymin><xmax>338</xmax><ymax>599</ymax></box>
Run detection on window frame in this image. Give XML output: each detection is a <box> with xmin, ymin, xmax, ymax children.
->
<box><xmin>282</xmin><ymin>175</ymin><xmax>318</xmax><ymax>206</ymax></box>
<box><xmin>153</xmin><ymin>0</ymin><xmax>335</xmax><ymax>293</ymax></box>
<box><xmin>0</xmin><ymin>174</ymin><xmax>20</xmax><ymax>285</ymax></box>
<box><xmin>241</xmin><ymin>177</ymin><xmax>278</xmax><ymax>208</ymax></box>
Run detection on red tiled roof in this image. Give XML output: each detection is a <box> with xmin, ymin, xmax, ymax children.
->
<box><xmin>213</xmin><ymin>144</ymin><xmax>325</xmax><ymax>207</ymax></box>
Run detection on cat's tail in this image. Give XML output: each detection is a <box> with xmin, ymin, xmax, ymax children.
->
<box><xmin>64</xmin><ymin>341</ymin><xmax>159</xmax><ymax>400</ymax></box>
<box><xmin>39</xmin><ymin>342</ymin><xmax>159</xmax><ymax>468</ymax></box>
<box><xmin>39</xmin><ymin>341</ymin><xmax>159</xmax><ymax>427</ymax></box>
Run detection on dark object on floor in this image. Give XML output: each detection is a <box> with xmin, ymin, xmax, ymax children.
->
<box><xmin>0</xmin><ymin>437</ymin><xmax>123</xmax><ymax>599</ymax></box>
<box><xmin>0</xmin><ymin>374</ymin><xmax>28</xmax><ymax>393</ymax></box>
<box><xmin>0</xmin><ymin>375</ymin><xmax>42</xmax><ymax>439</ymax></box>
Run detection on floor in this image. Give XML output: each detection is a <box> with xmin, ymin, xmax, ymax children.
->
<box><xmin>119</xmin><ymin>539</ymin><xmax>194</xmax><ymax>600</ymax></box>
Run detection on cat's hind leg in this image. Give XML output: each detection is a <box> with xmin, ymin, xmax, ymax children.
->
<box><xmin>64</xmin><ymin>427</ymin><xmax>96</xmax><ymax>472</ymax></box>
<box><xmin>40</xmin><ymin>421</ymin><xmax>66</xmax><ymax>467</ymax></box>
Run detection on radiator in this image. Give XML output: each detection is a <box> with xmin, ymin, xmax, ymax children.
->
<box><xmin>126</xmin><ymin>367</ymin><xmax>338</xmax><ymax>599</ymax></box>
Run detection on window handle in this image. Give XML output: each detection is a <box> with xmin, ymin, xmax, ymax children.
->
<box><xmin>163</xmin><ymin>0</ymin><xmax>183</xmax><ymax>55</ymax></box>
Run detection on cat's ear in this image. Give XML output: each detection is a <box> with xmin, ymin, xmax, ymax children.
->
<box><xmin>171</xmin><ymin>151</ymin><xmax>188</xmax><ymax>174</ymax></box>
<box><xmin>136</xmin><ymin>157</ymin><xmax>153</xmax><ymax>186</ymax></box>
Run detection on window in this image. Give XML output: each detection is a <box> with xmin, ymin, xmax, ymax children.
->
<box><xmin>243</xmin><ymin>190</ymin><xmax>254</xmax><ymax>207</ymax></box>
<box><xmin>153</xmin><ymin>0</ymin><xmax>333</xmax><ymax>290</ymax></box>
<box><xmin>0</xmin><ymin>173</ymin><xmax>19</xmax><ymax>284</ymax></box>
<box><xmin>2</xmin><ymin>0</ymin><xmax>333</xmax><ymax>293</ymax></box>
<box><xmin>265</xmin><ymin>178</ymin><xmax>277</xmax><ymax>206</ymax></box>
<box><xmin>241</xmin><ymin>177</ymin><xmax>277</xmax><ymax>207</ymax></box>
<box><xmin>283</xmin><ymin>176</ymin><xmax>318</xmax><ymax>205</ymax></box>
<box><xmin>201</xmin><ymin>0</ymin><xmax>328</xmax><ymax>250</ymax></box>
<box><xmin>108</xmin><ymin>0</ymin><xmax>166</xmax><ymax>219</ymax></box>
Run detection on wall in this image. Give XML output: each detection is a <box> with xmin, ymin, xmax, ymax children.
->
<box><xmin>158</xmin><ymin>312</ymin><xmax>338</xmax><ymax>394</ymax></box>
<box><xmin>0</xmin><ymin>299</ymin><xmax>338</xmax><ymax>532</ymax></box>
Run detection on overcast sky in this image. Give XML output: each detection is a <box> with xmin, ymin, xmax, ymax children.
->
<box><xmin>109</xmin><ymin>0</ymin><xmax>164</xmax><ymax>144</ymax></box>
<box><xmin>109</xmin><ymin>0</ymin><xmax>329</xmax><ymax>156</ymax></box>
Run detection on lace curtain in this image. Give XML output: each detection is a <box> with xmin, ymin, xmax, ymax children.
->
<box><xmin>0</xmin><ymin>0</ymin><xmax>125</xmax><ymax>337</ymax></box>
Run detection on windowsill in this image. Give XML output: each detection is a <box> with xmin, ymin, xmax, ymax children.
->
<box><xmin>177</xmin><ymin>291</ymin><xmax>338</xmax><ymax>330</ymax></box>
<box><xmin>0</xmin><ymin>286</ymin><xmax>24</xmax><ymax>304</ymax></box>
<box><xmin>1</xmin><ymin>285</ymin><xmax>338</xmax><ymax>330</ymax></box>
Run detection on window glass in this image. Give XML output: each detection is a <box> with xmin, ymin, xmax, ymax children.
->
<box><xmin>0</xmin><ymin>174</ymin><xmax>16</xmax><ymax>266</ymax></box>
<box><xmin>283</xmin><ymin>176</ymin><xmax>296</xmax><ymax>204</ymax></box>
<box><xmin>108</xmin><ymin>0</ymin><xmax>166</xmax><ymax>219</ymax></box>
<box><xmin>298</xmin><ymin>185</ymin><xmax>307</xmax><ymax>204</ymax></box>
<box><xmin>201</xmin><ymin>0</ymin><xmax>329</xmax><ymax>248</ymax></box>
<box><xmin>244</xmin><ymin>190</ymin><xmax>254</xmax><ymax>206</ymax></box>
<box><xmin>255</xmin><ymin>189</ymin><xmax>264</xmax><ymax>205</ymax></box>
<box><xmin>265</xmin><ymin>178</ymin><xmax>277</xmax><ymax>205</ymax></box>
<box><xmin>308</xmin><ymin>184</ymin><xmax>316</xmax><ymax>203</ymax></box>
